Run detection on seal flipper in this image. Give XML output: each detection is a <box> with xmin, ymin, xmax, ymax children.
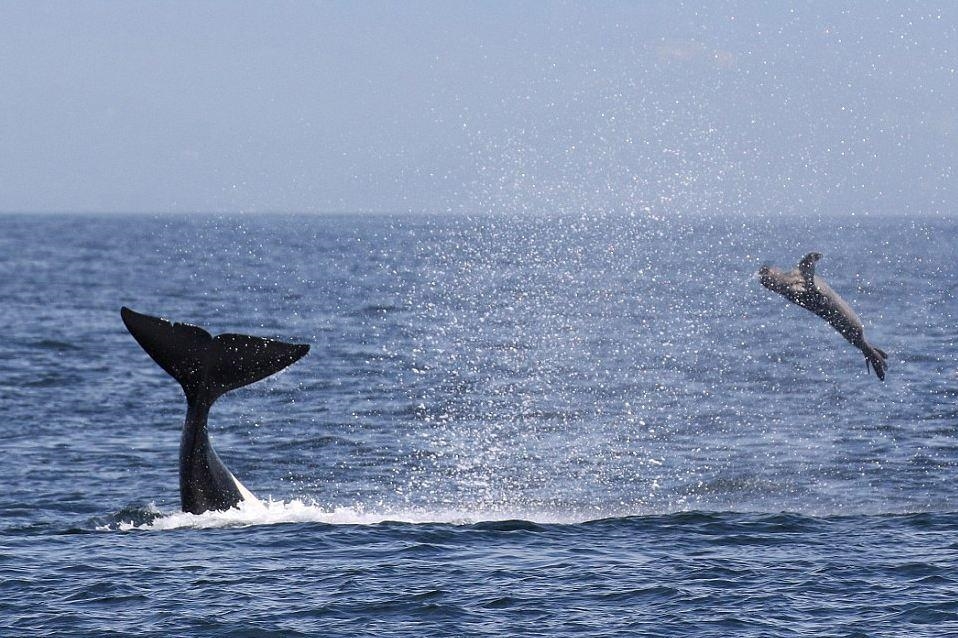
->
<box><xmin>863</xmin><ymin>343</ymin><xmax>887</xmax><ymax>381</ymax></box>
<box><xmin>798</xmin><ymin>252</ymin><xmax>822</xmax><ymax>291</ymax></box>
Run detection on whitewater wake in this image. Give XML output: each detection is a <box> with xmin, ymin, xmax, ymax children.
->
<box><xmin>97</xmin><ymin>498</ymin><xmax>590</xmax><ymax>532</ymax></box>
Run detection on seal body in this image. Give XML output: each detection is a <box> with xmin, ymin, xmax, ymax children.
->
<box><xmin>759</xmin><ymin>253</ymin><xmax>887</xmax><ymax>380</ymax></box>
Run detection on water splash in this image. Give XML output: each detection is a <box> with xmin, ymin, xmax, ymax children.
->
<box><xmin>98</xmin><ymin>498</ymin><xmax>594</xmax><ymax>532</ymax></box>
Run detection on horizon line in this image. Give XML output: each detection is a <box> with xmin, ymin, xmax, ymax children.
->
<box><xmin>0</xmin><ymin>208</ymin><xmax>954</xmax><ymax>219</ymax></box>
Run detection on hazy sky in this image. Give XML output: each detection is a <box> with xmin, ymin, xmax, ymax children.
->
<box><xmin>1</xmin><ymin>2</ymin><xmax>955</xmax><ymax>215</ymax></box>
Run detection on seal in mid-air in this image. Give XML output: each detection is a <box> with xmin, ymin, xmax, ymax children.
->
<box><xmin>121</xmin><ymin>307</ymin><xmax>310</xmax><ymax>514</ymax></box>
<box><xmin>758</xmin><ymin>252</ymin><xmax>887</xmax><ymax>380</ymax></box>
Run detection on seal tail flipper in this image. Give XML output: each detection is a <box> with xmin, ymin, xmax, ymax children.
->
<box><xmin>863</xmin><ymin>343</ymin><xmax>887</xmax><ymax>381</ymax></box>
<box><xmin>121</xmin><ymin>306</ymin><xmax>310</xmax><ymax>403</ymax></box>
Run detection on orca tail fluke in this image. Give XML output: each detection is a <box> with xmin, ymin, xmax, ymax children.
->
<box><xmin>863</xmin><ymin>343</ymin><xmax>888</xmax><ymax>381</ymax></box>
<box><xmin>121</xmin><ymin>307</ymin><xmax>310</xmax><ymax>403</ymax></box>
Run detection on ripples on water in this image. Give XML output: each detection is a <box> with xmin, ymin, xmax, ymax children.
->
<box><xmin>1</xmin><ymin>212</ymin><xmax>957</xmax><ymax>636</ymax></box>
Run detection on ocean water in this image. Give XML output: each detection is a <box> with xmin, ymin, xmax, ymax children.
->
<box><xmin>1</xmin><ymin>211</ymin><xmax>956</xmax><ymax>636</ymax></box>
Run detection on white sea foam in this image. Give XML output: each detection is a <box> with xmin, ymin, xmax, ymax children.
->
<box><xmin>107</xmin><ymin>498</ymin><xmax>590</xmax><ymax>532</ymax></box>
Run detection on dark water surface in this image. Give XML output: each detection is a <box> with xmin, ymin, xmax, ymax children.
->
<box><xmin>1</xmin><ymin>212</ymin><xmax>956</xmax><ymax>636</ymax></box>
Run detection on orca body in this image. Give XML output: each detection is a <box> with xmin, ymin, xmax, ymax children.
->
<box><xmin>759</xmin><ymin>253</ymin><xmax>887</xmax><ymax>381</ymax></box>
<box><xmin>121</xmin><ymin>307</ymin><xmax>309</xmax><ymax>514</ymax></box>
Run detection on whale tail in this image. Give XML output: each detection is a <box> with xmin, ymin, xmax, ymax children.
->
<box><xmin>863</xmin><ymin>343</ymin><xmax>888</xmax><ymax>381</ymax></box>
<box><xmin>120</xmin><ymin>306</ymin><xmax>310</xmax><ymax>405</ymax></box>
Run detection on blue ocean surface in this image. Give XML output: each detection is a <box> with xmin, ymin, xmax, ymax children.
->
<box><xmin>1</xmin><ymin>212</ymin><xmax>956</xmax><ymax>636</ymax></box>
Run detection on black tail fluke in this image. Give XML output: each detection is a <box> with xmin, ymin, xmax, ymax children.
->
<box><xmin>204</xmin><ymin>332</ymin><xmax>310</xmax><ymax>398</ymax></box>
<box><xmin>121</xmin><ymin>307</ymin><xmax>310</xmax><ymax>403</ymax></box>
<box><xmin>864</xmin><ymin>343</ymin><xmax>888</xmax><ymax>381</ymax></box>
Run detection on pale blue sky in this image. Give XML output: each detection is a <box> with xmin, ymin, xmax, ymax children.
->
<box><xmin>0</xmin><ymin>2</ymin><xmax>955</xmax><ymax>215</ymax></box>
